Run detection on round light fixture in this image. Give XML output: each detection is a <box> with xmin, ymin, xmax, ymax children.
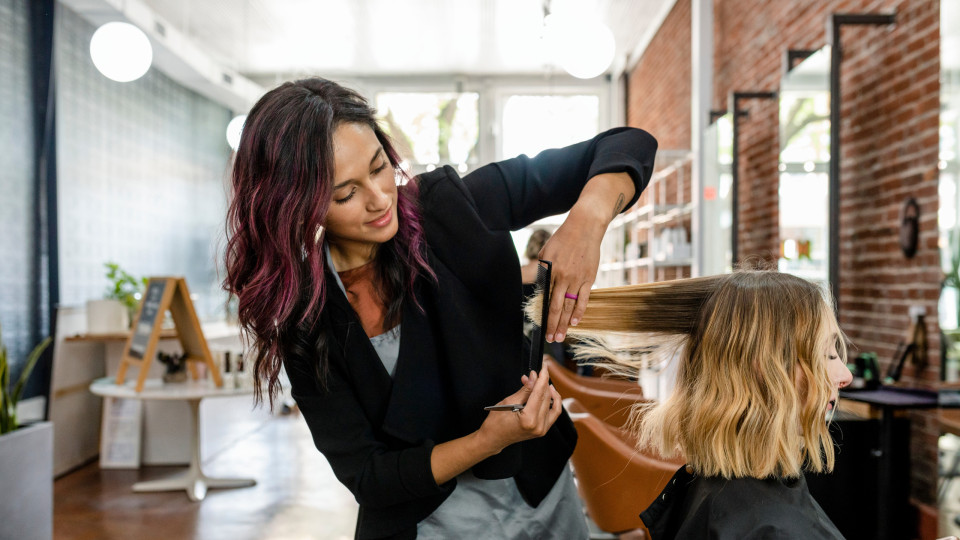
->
<box><xmin>89</xmin><ymin>22</ymin><xmax>153</xmax><ymax>82</ymax></box>
<box><xmin>543</xmin><ymin>15</ymin><xmax>616</xmax><ymax>79</ymax></box>
<box><xmin>226</xmin><ymin>115</ymin><xmax>247</xmax><ymax>151</ymax></box>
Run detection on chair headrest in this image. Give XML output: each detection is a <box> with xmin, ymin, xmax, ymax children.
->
<box><xmin>562</xmin><ymin>397</ymin><xmax>590</xmax><ymax>419</ymax></box>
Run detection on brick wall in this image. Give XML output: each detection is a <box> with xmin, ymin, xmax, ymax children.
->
<box><xmin>627</xmin><ymin>0</ymin><xmax>691</xmax><ymax>151</ymax></box>
<box><xmin>627</xmin><ymin>0</ymin><xmax>942</xmax><ymax>510</ymax></box>
<box><xmin>626</xmin><ymin>0</ymin><xmax>694</xmax><ymax>284</ymax></box>
<box><xmin>835</xmin><ymin>1</ymin><xmax>942</xmax><ymax>506</ymax></box>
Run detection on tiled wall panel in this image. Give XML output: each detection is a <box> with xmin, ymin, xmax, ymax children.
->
<box><xmin>56</xmin><ymin>5</ymin><xmax>233</xmax><ymax>318</ymax></box>
<box><xmin>0</xmin><ymin>0</ymin><xmax>35</xmax><ymax>371</ymax></box>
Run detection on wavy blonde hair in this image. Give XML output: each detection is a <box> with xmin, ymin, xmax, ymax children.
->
<box><xmin>530</xmin><ymin>270</ymin><xmax>844</xmax><ymax>479</ymax></box>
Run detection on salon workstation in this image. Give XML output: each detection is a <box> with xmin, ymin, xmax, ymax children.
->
<box><xmin>1</xmin><ymin>1</ymin><xmax>958</xmax><ymax>539</ymax></box>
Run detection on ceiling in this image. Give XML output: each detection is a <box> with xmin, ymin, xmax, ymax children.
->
<box><xmin>59</xmin><ymin>0</ymin><xmax>675</xmax><ymax>111</ymax></box>
<box><xmin>137</xmin><ymin>0</ymin><xmax>673</xmax><ymax>79</ymax></box>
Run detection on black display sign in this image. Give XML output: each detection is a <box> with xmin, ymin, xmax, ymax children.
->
<box><xmin>127</xmin><ymin>279</ymin><xmax>167</xmax><ymax>360</ymax></box>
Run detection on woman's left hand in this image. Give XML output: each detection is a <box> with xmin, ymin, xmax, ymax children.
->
<box><xmin>538</xmin><ymin>209</ymin><xmax>603</xmax><ymax>343</ymax></box>
<box><xmin>538</xmin><ymin>172</ymin><xmax>634</xmax><ymax>342</ymax></box>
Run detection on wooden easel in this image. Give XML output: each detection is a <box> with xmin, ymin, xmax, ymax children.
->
<box><xmin>116</xmin><ymin>277</ymin><xmax>223</xmax><ymax>392</ymax></box>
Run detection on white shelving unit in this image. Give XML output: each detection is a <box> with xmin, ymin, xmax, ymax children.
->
<box><xmin>597</xmin><ymin>151</ymin><xmax>695</xmax><ymax>287</ymax></box>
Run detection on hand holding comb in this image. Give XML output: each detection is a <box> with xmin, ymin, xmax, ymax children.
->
<box><xmin>484</xmin><ymin>259</ymin><xmax>552</xmax><ymax>412</ymax></box>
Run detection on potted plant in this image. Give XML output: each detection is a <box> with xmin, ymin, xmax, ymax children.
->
<box><xmin>86</xmin><ymin>262</ymin><xmax>147</xmax><ymax>333</ymax></box>
<box><xmin>0</xmin><ymin>323</ymin><xmax>53</xmax><ymax>539</ymax></box>
<box><xmin>157</xmin><ymin>351</ymin><xmax>188</xmax><ymax>383</ymax></box>
<box><xmin>942</xmin><ymin>230</ymin><xmax>960</xmax><ymax>381</ymax></box>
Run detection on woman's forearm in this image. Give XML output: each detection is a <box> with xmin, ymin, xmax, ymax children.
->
<box><xmin>429</xmin><ymin>430</ymin><xmax>502</xmax><ymax>485</ymax></box>
<box><xmin>567</xmin><ymin>171</ymin><xmax>636</xmax><ymax>233</ymax></box>
<box><xmin>537</xmin><ymin>171</ymin><xmax>636</xmax><ymax>341</ymax></box>
<box><xmin>429</xmin><ymin>366</ymin><xmax>561</xmax><ymax>485</ymax></box>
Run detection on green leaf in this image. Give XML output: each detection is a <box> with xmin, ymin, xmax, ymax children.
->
<box><xmin>0</xmin><ymin>324</ymin><xmax>11</xmax><ymax>433</ymax></box>
<box><xmin>103</xmin><ymin>262</ymin><xmax>147</xmax><ymax>306</ymax></box>
<box><xmin>0</xmin><ymin>321</ymin><xmax>51</xmax><ymax>434</ymax></box>
<box><xmin>0</xmin><ymin>331</ymin><xmax>8</xmax><ymax>399</ymax></box>
<box><xmin>10</xmin><ymin>337</ymin><xmax>51</xmax><ymax>407</ymax></box>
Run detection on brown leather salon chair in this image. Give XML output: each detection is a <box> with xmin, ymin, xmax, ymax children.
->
<box><xmin>547</xmin><ymin>356</ymin><xmax>647</xmax><ymax>428</ymax></box>
<box><xmin>566</xmin><ymin>398</ymin><xmax>683</xmax><ymax>538</ymax></box>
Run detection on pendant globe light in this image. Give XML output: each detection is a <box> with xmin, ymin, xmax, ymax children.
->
<box><xmin>226</xmin><ymin>1</ymin><xmax>251</xmax><ymax>151</ymax></box>
<box><xmin>89</xmin><ymin>22</ymin><xmax>153</xmax><ymax>82</ymax></box>
<box><xmin>226</xmin><ymin>114</ymin><xmax>246</xmax><ymax>151</ymax></box>
<box><xmin>542</xmin><ymin>10</ymin><xmax>615</xmax><ymax>79</ymax></box>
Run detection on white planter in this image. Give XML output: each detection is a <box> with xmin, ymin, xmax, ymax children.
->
<box><xmin>0</xmin><ymin>422</ymin><xmax>53</xmax><ymax>540</ymax></box>
<box><xmin>86</xmin><ymin>299</ymin><xmax>129</xmax><ymax>334</ymax></box>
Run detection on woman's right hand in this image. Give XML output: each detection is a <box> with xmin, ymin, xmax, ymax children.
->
<box><xmin>477</xmin><ymin>363</ymin><xmax>563</xmax><ymax>454</ymax></box>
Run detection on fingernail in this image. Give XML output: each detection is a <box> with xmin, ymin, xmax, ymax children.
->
<box><xmin>571</xmin><ymin>318</ymin><xmax>579</xmax><ymax>326</ymax></box>
<box><xmin>556</xmin><ymin>333</ymin><xmax>564</xmax><ymax>341</ymax></box>
<box><xmin>546</xmin><ymin>334</ymin><xmax>554</xmax><ymax>342</ymax></box>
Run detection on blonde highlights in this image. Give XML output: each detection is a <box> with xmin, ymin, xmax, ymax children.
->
<box><xmin>530</xmin><ymin>271</ymin><xmax>844</xmax><ymax>479</ymax></box>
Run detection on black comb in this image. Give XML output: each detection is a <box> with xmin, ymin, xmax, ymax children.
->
<box><xmin>527</xmin><ymin>259</ymin><xmax>552</xmax><ymax>374</ymax></box>
<box><xmin>482</xmin><ymin>259</ymin><xmax>552</xmax><ymax>413</ymax></box>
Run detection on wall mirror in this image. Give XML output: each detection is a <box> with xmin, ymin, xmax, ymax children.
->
<box><xmin>778</xmin><ymin>47</ymin><xmax>831</xmax><ymax>283</ymax></box>
<box><xmin>940</xmin><ymin>2</ymin><xmax>960</xmax><ymax>382</ymax></box>
<box><xmin>701</xmin><ymin>113</ymin><xmax>733</xmax><ymax>276</ymax></box>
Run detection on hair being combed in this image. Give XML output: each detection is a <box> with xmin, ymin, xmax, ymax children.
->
<box><xmin>526</xmin><ymin>270</ymin><xmax>844</xmax><ymax>479</ymax></box>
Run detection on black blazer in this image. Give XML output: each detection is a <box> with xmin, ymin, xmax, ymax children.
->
<box><xmin>285</xmin><ymin>127</ymin><xmax>658</xmax><ymax>540</ymax></box>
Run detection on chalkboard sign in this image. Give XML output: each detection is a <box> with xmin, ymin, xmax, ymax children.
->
<box><xmin>128</xmin><ymin>280</ymin><xmax>167</xmax><ymax>359</ymax></box>
<box><xmin>116</xmin><ymin>277</ymin><xmax>223</xmax><ymax>392</ymax></box>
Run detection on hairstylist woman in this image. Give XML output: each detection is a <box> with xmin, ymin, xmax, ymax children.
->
<box><xmin>223</xmin><ymin>78</ymin><xmax>657</xmax><ymax>540</ymax></box>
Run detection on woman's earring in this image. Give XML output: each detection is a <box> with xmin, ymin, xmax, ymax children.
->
<box><xmin>314</xmin><ymin>225</ymin><xmax>325</xmax><ymax>245</ymax></box>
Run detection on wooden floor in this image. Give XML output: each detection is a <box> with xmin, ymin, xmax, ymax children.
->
<box><xmin>53</xmin><ymin>412</ymin><xmax>358</xmax><ymax>540</ymax></box>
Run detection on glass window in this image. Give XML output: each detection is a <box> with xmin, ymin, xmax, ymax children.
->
<box><xmin>375</xmin><ymin>92</ymin><xmax>480</xmax><ymax>174</ymax></box>
<box><xmin>941</xmin><ymin>88</ymin><xmax>960</xmax><ymax>333</ymax></box>
<box><xmin>778</xmin><ymin>47</ymin><xmax>831</xmax><ymax>283</ymax></box>
<box><xmin>701</xmin><ymin>113</ymin><xmax>734</xmax><ymax>275</ymax></box>
<box><xmin>940</xmin><ymin>2</ymin><xmax>960</xmax><ymax>345</ymax></box>
<box><xmin>501</xmin><ymin>93</ymin><xmax>600</xmax><ymax>264</ymax></box>
<box><xmin>501</xmin><ymin>94</ymin><xmax>599</xmax><ymax>159</ymax></box>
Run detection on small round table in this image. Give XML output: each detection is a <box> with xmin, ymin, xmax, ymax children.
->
<box><xmin>89</xmin><ymin>377</ymin><xmax>256</xmax><ymax>501</ymax></box>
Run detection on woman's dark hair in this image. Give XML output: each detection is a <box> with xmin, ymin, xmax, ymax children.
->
<box><xmin>223</xmin><ymin>78</ymin><xmax>433</xmax><ymax>407</ymax></box>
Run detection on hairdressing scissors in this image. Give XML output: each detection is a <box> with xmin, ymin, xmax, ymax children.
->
<box><xmin>483</xmin><ymin>404</ymin><xmax>525</xmax><ymax>412</ymax></box>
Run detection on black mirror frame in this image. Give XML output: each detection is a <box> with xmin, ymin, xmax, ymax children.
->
<box><xmin>827</xmin><ymin>12</ymin><xmax>897</xmax><ymax>310</ymax></box>
<box><xmin>728</xmin><ymin>91</ymin><xmax>777</xmax><ymax>264</ymax></box>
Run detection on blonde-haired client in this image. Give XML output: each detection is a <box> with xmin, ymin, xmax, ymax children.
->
<box><xmin>534</xmin><ymin>270</ymin><xmax>853</xmax><ymax>539</ymax></box>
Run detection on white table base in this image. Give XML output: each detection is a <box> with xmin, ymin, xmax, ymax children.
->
<box><xmin>132</xmin><ymin>398</ymin><xmax>255</xmax><ymax>501</ymax></box>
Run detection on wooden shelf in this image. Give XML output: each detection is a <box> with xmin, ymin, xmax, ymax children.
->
<box><xmin>599</xmin><ymin>257</ymin><xmax>693</xmax><ymax>272</ymax></box>
<box><xmin>599</xmin><ymin>262</ymin><xmax>625</xmax><ymax>272</ymax></box>
<box><xmin>651</xmin><ymin>203</ymin><xmax>694</xmax><ymax>225</ymax></box>
<box><xmin>64</xmin><ymin>322</ymin><xmax>239</xmax><ymax>343</ymax></box>
<box><xmin>648</xmin><ymin>257</ymin><xmax>693</xmax><ymax>267</ymax></box>
<box><xmin>610</xmin><ymin>204</ymin><xmax>652</xmax><ymax>228</ymax></box>
<box><xmin>599</xmin><ymin>151</ymin><xmax>696</xmax><ymax>286</ymax></box>
<box><xmin>65</xmin><ymin>329</ymin><xmax>179</xmax><ymax>342</ymax></box>
<box><xmin>612</xmin><ymin>203</ymin><xmax>694</xmax><ymax>229</ymax></box>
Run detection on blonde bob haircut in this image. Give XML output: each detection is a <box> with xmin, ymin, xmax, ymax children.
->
<box><xmin>530</xmin><ymin>270</ymin><xmax>845</xmax><ymax>479</ymax></box>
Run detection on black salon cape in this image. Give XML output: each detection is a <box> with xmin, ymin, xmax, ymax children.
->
<box><xmin>641</xmin><ymin>466</ymin><xmax>845</xmax><ymax>540</ymax></box>
<box><xmin>284</xmin><ymin>127</ymin><xmax>657</xmax><ymax>540</ymax></box>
